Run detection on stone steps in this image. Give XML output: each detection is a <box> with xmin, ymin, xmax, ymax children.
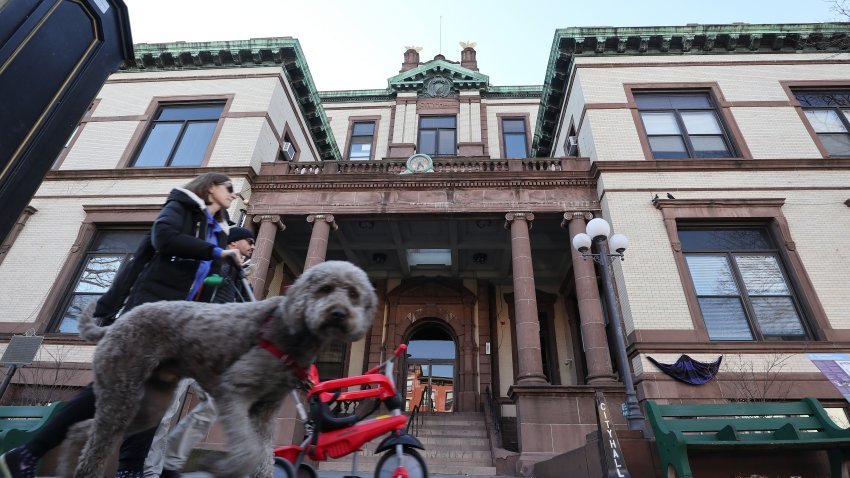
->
<box><xmin>318</xmin><ymin>411</ymin><xmax>496</xmax><ymax>476</ymax></box>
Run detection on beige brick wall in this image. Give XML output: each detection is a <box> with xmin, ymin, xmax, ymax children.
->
<box><xmin>730</xmin><ymin>106</ymin><xmax>823</xmax><ymax>159</ymax></box>
<box><xmin>566</xmin><ymin>56</ymin><xmax>850</xmax><ymax>161</ymax></box>
<box><xmin>585</xmin><ymin>109</ymin><xmax>646</xmax><ymax>162</ymax></box>
<box><xmin>599</xmin><ymin>171</ymin><xmax>850</xmax><ymax>334</ymax></box>
<box><xmin>600</xmin><ymin>193</ymin><xmax>692</xmax><ymax>335</ymax></box>
<box><xmin>634</xmin><ymin>352</ymin><xmax>820</xmax><ymax>377</ymax></box>
<box><xmin>89</xmin><ymin>68</ymin><xmax>320</xmax><ymax>167</ymax></box>
<box><xmin>325</xmin><ymin>106</ymin><xmax>393</xmax><ymax>160</ymax></box>
<box><xmin>556</xmin><ymin>75</ymin><xmax>586</xmax><ymax>158</ymax></box>
<box><xmin>207</xmin><ymin>117</ymin><xmax>267</xmax><ymax>168</ymax></box>
<box><xmin>573</xmin><ymin>58</ymin><xmax>850</xmax><ymax>103</ymax></box>
<box><xmin>0</xmin><ymin>176</ymin><xmax>252</xmax><ymax>327</ymax></box>
<box><xmin>60</xmin><ymin>121</ymin><xmax>139</xmax><ymax>170</ymax></box>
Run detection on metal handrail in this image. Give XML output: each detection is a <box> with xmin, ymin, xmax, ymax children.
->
<box><xmin>485</xmin><ymin>386</ymin><xmax>501</xmax><ymax>434</ymax></box>
<box><xmin>406</xmin><ymin>403</ymin><xmax>422</xmax><ymax>436</ymax></box>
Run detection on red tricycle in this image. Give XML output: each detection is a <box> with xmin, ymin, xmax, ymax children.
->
<box><xmin>272</xmin><ymin>344</ymin><xmax>427</xmax><ymax>478</ymax></box>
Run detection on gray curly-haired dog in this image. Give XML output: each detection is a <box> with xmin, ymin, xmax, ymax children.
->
<box><xmin>63</xmin><ymin>260</ymin><xmax>376</xmax><ymax>478</ymax></box>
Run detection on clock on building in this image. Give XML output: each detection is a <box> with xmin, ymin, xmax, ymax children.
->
<box><xmin>402</xmin><ymin>153</ymin><xmax>434</xmax><ymax>174</ymax></box>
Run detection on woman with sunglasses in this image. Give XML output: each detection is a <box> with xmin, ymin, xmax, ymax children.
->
<box><xmin>1</xmin><ymin>172</ymin><xmax>242</xmax><ymax>478</ymax></box>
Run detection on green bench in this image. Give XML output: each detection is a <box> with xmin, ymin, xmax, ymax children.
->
<box><xmin>646</xmin><ymin>397</ymin><xmax>850</xmax><ymax>478</ymax></box>
<box><xmin>0</xmin><ymin>402</ymin><xmax>64</xmax><ymax>454</ymax></box>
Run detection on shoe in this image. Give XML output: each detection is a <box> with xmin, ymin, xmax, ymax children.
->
<box><xmin>160</xmin><ymin>470</ymin><xmax>182</xmax><ymax>478</ymax></box>
<box><xmin>113</xmin><ymin>470</ymin><xmax>145</xmax><ymax>478</ymax></box>
<box><xmin>0</xmin><ymin>447</ymin><xmax>36</xmax><ymax>478</ymax></box>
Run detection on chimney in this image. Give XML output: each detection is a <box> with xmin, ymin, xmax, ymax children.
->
<box><xmin>400</xmin><ymin>47</ymin><xmax>421</xmax><ymax>72</ymax></box>
<box><xmin>460</xmin><ymin>42</ymin><xmax>478</xmax><ymax>71</ymax></box>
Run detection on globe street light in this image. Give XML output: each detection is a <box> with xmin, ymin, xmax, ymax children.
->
<box><xmin>572</xmin><ymin>217</ymin><xmax>646</xmax><ymax>433</ymax></box>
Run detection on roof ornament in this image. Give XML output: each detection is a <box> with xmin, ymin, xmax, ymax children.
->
<box><xmin>459</xmin><ymin>41</ymin><xmax>477</xmax><ymax>49</ymax></box>
<box><xmin>405</xmin><ymin>46</ymin><xmax>423</xmax><ymax>53</ymax></box>
<box><xmin>424</xmin><ymin>75</ymin><xmax>453</xmax><ymax>98</ymax></box>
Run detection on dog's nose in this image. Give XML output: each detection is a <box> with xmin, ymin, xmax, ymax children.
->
<box><xmin>330</xmin><ymin>308</ymin><xmax>347</xmax><ymax>321</ymax></box>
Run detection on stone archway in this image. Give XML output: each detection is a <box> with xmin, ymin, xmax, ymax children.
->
<box><xmin>384</xmin><ymin>278</ymin><xmax>479</xmax><ymax>412</ymax></box>
<box><xmin>402</xmin><ymin>319</ymin><xmax>457</xmax><ymax>413</ymax></box>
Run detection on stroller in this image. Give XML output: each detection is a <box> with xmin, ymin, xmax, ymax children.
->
<box><xmin>218</xmin><ymin>266</ymin><xmax>427</xmax><ymax>478</ymax></box>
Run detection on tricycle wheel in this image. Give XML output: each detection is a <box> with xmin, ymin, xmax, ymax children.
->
<box><xmin>297</xmin><ymin>462</ymin><xmax>318</xmax><ymax>478</ymax></box>
<box><xmin>374</xmin><ymin>448</ymin><xmax>427</xmax><ymax>478</ymax></box>
<box><xmin>273</xmin><ymin>457</ymin><xmax>295</xmax><ymax>478</ymax></box>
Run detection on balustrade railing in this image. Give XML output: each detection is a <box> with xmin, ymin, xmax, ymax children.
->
<box><xmin>269</xmin><ymin>157</ymin><xmax>567</xmax><ymax>176</ymax></box>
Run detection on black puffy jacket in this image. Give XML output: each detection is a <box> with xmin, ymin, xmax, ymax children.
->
<box><xmin>124</xmin><ymin>188</ymin><xmax>229</xmax><ymax>309</ymax></box>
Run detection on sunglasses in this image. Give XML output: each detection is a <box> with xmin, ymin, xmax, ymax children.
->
<box><xmin>217</xmin><ymin>182</ymin><xmax>234</xmax><ymax>194</ymax></box>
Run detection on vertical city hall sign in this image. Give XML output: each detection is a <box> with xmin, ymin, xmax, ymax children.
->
<box><xmin>0</xmin><ymin>0</ymin><xmax>133</xmax><ymax>243</ymax></box>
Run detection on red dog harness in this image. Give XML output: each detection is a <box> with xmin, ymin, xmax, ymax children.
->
<box><xmin>258</xmin><ymin>316</ymin><xmax>309</xmax><ymax>381</ymax></box>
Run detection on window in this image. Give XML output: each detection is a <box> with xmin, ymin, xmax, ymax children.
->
<box><xmin>348</xmin><ymin>121</ymin><xmax>376</xmax><ymax>160</ymax></box>
<box><xmin>132</xmin><ymin>103</ymin><xmax>225</xmax><ymax>167</ymax></box>
<box><xmin>418</xmin><ymin>116</ymin><xmax>456</xmax><ymax>156</ymax></box>
<box><xmin>316</xmin><ymin>340</ymin><xmax>346</xmax><ymax>380</ymax></box>
<box><xmin>501</xmin><ymin>118</ymin><xmax>528</xmax><ymax>158</ymax></box>
<box><xmin>55</xmin><ymin>229</ymin><xmax>148</xmax><ymax>333</ymax></box>
<box><xmin>680</xmin><ymin>227</ymin><xmax>808</xmax><ymax>341</ymax></box>
<box><xmin>795</xmin><ymin>91</ymin><xmax>850</xmax><ymax>156</ymax></box>
<box><xmin>636</xmin><ymin>93</ymin><xmax>733</xmax><ymax>159</ymax></box>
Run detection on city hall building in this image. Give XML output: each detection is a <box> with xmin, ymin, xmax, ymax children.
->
<box><xmin>1</xmin><ymin>22</ymin><xmax>849</xmax><ymax>477</ymax></box>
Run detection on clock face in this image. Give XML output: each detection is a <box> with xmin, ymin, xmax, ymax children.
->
<box><xmin>406</xmin><ymin>154</ymin><xmax>433</xmax><ymax>173</ymax></box>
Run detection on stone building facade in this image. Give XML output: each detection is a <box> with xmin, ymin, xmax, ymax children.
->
<box><xmin>1</xmin><ymin>23</ymin><xmax>849</xmax><ymax>476</ymax></box>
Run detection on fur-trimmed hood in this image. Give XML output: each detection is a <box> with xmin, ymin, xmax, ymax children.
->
<box><xmin>169</xmin><ymin>187</ymin><xmax>231</xmax><ymax>234</ymax></box>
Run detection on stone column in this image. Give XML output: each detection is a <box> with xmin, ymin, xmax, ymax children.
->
<box><xmin>563</xmin><ymin>212</ymin><xmax>616</xmax><ymax>384</ymax></box>
<box><xmin>304</xmin><ymin>214</ymin><xmax>336</xmax><ymax>270</ymax></box>
<box><xmin>250</xmin><ymin>215</ymin><xmax>284</xmax><ymax>300</ymax></box>
<box><xmin>504</xmin><ymin>212</ymin><xmax>547</xmax><ymax>384</ymax></box>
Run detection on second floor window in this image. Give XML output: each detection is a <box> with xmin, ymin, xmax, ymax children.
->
<box><xmin>502</xmin><ymin>118</ymin><xmax>528</xmax><ymax>158</ymax></box>
<box><xmin>680</xmin><ymin>227</ymin><xmax>808</xmax><ymax>341</ymax></box>
<box><xmin>418</xmin><ymin>116</ymin><xmax>456</xmax><ymax>156</ymax></box>
<box><xmin>795</xmin><ymin>91</ymin><xmax>850</xmax><ymax>157</ymax></box>
<box><xmin>132</xmin><ymin>103</ymin><xmax>225</xmax><ymax>167</ymax></box>
<box><xmin>636</xmin><ymin>93</ymin><xmax>733</xmax><ymax>159</ymax></box>
<box><xmin>348</xmin><ymin>121</ymin><xmax>376</xmax><ymax>160</ymax></box>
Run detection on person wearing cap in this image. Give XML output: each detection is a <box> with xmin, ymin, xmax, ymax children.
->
<box><xmin>211</xmin><ymin>226</ymin><xmax>256</xmax><ymax>303</ymax></box>
<box><xmin>144</xmin><ymin>226</ymin><xmax>256</xmax><ymax>478</ymax></box>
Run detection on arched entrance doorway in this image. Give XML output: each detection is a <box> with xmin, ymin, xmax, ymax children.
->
<box><xmin>404</xmin><ymin>322</ymin><xmax>456</xmax><ymax>413</ymax></box>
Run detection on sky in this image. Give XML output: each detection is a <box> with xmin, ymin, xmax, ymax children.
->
<box><xmin>122</xmin><ymin>0</ymin><xmax>845</xmax><ymax>91</ymax></box>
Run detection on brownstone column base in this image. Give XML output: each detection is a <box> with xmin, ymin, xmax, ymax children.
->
<box><xmin>508</xmin><ymin>384</ymin><xmax>630</xmax><ymax>476</ymax></box>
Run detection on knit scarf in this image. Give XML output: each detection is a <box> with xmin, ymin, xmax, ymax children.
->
<box><xmin>186</xmin><ymin>209</ymin><xmax>222</xmax><ymax>301</ymax></box>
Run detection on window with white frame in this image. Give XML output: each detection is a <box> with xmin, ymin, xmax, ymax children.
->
<box><xmin>680</xmin><ymin>227</ymin><xmax>809</xmax><ymax>341</ymax></box>
<box><xmin>794</xmin><ymin>91</ymin><xmax>850</xmax><ymax>157</ymax></box>
<box><xmin>636</xmin><ymin>93</ymin><xmax>734</xmax><ymax>159</ymax></box>
<box><xmin>348</xmin><ymin>121</ymin><xmax>376</xmax><ymax>160</ymax></box>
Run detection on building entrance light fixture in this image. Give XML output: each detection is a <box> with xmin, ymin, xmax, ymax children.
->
<box><xmin>571</xmin><ymin>217</ymin><xmax>646</xmax><ymax>434</ymax></box>
<box><xmin>571</xmin><ymin>218</ymin><xmax>629</xmax><ymax>262</ymax></box>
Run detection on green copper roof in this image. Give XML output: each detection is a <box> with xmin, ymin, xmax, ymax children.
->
<box><xmin>318</xmin><ymin>89</ymin><xmax>394</xmax><ymax>103</ymax></box>
<box><xmin>123</xmin><ymin>38</ymin><xmax>340</xmax><ymax>161</ymax></box>
<box><xmin>387</xmin><ymin>59</ymin><xmax>489</xmax><ymax>91</ymax></box>
<box><xmin>532</xmin><ymin>23</ymin><xmax>850</xmax><ymax>157</ymax></box>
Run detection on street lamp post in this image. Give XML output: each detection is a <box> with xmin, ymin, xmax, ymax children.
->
<box><xmin>572</xmin><ymin>218</ymin><xmax>646</xmax><ymax>434</ymax></box>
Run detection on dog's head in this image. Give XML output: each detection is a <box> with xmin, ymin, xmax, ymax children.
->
<box><xmin>283</xmin><ymin>261</ymin><xmax>376</xmax><ymax>343</ymax></box>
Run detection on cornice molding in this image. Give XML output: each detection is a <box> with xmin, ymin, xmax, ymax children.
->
<box><xmin>44</xmin><ymin>166</ymin><xmax>258</xmax><ymax>182</ymax></box>
<box><xmin>532</xmin><ymin>23</ymin><xmax>850</xmax><ymax>157</ymax></box>
<box><xmin>652</xmin><ymin>197</ymin><xmax>786</xmax><ymax>211</ymax></box>
<box><xmin>120</xmin><ymin>38</ymin><xmax>340</xmax><ymax>160</ymax></box>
